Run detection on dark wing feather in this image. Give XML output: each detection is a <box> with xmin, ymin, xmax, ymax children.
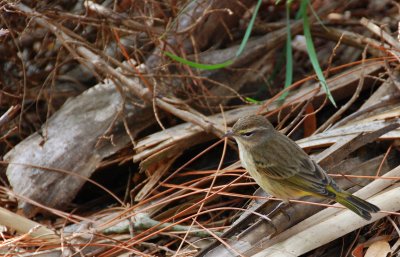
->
<box><xmin>250</xmin><ymin>132</ymin><xmax>313</xmax><ymax>179</ymax></box>
<box><xmin>284</xmin><ymin>160</ymin><xmax>338</xmax><ymax>198</ymax></box>
<box><xmin>251</xmin><ymin>132</ymin><xmax>339</xmax><ymax>198</ymax></box>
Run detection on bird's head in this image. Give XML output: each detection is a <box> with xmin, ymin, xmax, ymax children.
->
<box><xmin>224</xmin><ymin>115</ymin><xmax>275</xmax><ymax>147</ymax></box>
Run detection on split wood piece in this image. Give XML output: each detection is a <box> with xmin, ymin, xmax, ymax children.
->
<box><xmin>360</xmin><ymin>17</ymin><xmax>400</xmax><ymax>51</ymax></box>
<box><xmin>361</xmin><ymin>79</ymin><xmax>400</xmax><ymax>110</ymax></box>
<box><xmin>0</xmin><ymin>105</ymin><xmax>20</xmax><ymax>129</ymax></box>
<box><xmin>0</xmin><ymin>206</ymin><xmax>59</xmax><ymax>243</ymax></box>
<box><xmin>315</xmin><ymin>121</ymin><xmax>400</xmax><ymax>167</ymax></box>
<box><xmin>297</xmin><ymin>117</ymin><xmax>400</xmax><ymax>149</ymax></box>
<box><xmin>332</xmin><ymin>79</ymin><xmax>400</xmax><ymax>128</ymax></box>
<box><xmin>311</xmin><ymin>25</ymin><xmax>386</xmax><ymax>58</ymax></box>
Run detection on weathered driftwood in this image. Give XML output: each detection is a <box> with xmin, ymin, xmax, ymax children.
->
<box><xmin>5</xmin><ymin>82</ymin><xmax>154</xmax><ymax>216</ymax></box>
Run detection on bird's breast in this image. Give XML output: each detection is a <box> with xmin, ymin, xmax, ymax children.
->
<box><xmin>236</xmin><ymin>141</ymin><xmax>309</xmax><ymax>200</ymax></box>
<box><xmin>237</xmin><ymin>143</ymin><xmax>260</xmax><ymax>180</ymax></box>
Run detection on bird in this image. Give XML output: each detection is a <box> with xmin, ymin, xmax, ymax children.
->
<box><xmin>224</xmin><ymin>115</ymin><xmax>380</xmax><ymax>220</ymax></box>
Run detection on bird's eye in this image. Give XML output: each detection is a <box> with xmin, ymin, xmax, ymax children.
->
<box><xmin>242</xmin><ymin>131</ymin><xmax>254</xmax><ymax>137</ymax></box>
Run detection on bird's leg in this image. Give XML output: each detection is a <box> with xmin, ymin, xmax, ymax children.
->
<box><xmin>236</xmin><ymin>200</ymin><xmax>290</xmax><ymax>239</ymax></box>
<box><xmin>265</xmin><ymin>200</ymin><xmax>291</xmax><ymax>220</ymax></box>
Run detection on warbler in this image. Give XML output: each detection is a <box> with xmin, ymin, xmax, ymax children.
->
<box><xmin>224</xmin><ymin>115</ymin><xmax>380</xmax><ymax>220</ymax></box>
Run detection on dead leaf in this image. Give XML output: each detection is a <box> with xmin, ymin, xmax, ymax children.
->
<box><xmin>364</xmin><ymin>240</ymin><xmax>391</xmax><ymax>257</ymax></box>
<box><xmin>351</xmin><ymin>243</ymin><xmax>365</xmax><ymax>257</ymax></box>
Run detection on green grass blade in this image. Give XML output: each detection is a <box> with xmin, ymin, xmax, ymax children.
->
<box><xmin>279</xmin><ymin>1</ymin><xmax>294</xmax><ymax>101</ymax></box>
<box><xmin>164</xmin><ymin>0</ymin><xmax>263</xmax><ymax>70</ymax></box>
<box><xmin>236</xmin><ymin>0</ymin><xmax>263</xmax><ymax>57</ymax></box>
<box><xmin>164</xmin><ymin>51</ymin><xmax>233</xmax><ymax>70</ymax></box>
<box><xmin>300</xmin><ymin>0</ymin><xmax>337</xmax><ymax>107</ymax></box>
<box><xmin>245</xmin><ymin>97</ymin><xmax>261</xmax><ymax>104</ymax></box>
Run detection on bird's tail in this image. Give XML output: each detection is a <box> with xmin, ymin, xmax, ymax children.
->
<box><xmin>335</xmin><ymin>192</ymin><xmax>380</xmax><ymax>220</ymax></box>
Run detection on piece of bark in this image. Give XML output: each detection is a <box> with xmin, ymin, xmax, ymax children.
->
<box><xmin>297</xmin><ymin>118</ymin><xmax>400</xmax><ymax>150</ymax></box>
<box><xmin>315</xmin><ymin>121</ymin><xmax>400</xmax><ymax>167</ymax></box>
<box><xmin>5</xmin><ymin>83</ymin><xmax>153</xmax><ymax>217</ymax></box>
<box><xmin>361</xmin><ymin>79</ymin><xmax>400</xmax><ymax>110</ymax></box>
<box><xmin>0</xmin><ymin>206</ymin><xmax>58</xmax><ymax>242</ymax></box>
<box><xmin>332</xmin><ymin>78</ymin><xmax>400</xmax><ymax>129</ymax></box>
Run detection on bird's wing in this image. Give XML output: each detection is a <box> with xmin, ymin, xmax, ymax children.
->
<box><xmin>285</xmin><ymin>159</ymin><xmax>339</xmax><ymax>198</ymax></box>
<box><xmin>252</xmin><ymin>133</ymin><xmax>313</xmax><ymax>179</ymax></box>
<box><xmin>253</xmin><ymin>133</ymin><xmax>339</xmax><ymax>198</ymax></box>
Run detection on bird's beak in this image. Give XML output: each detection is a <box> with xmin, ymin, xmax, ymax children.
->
<box><xmin>223</xmin><ymin>130</ymin><xmax>234</xmax><ymax>138</ymax></box>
